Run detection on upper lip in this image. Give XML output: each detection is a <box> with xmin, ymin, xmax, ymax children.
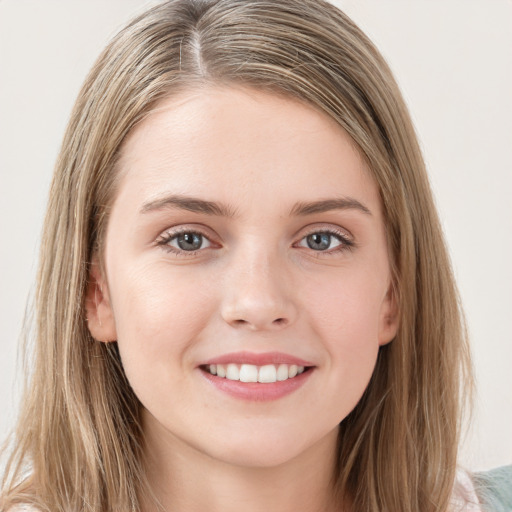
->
<box><xmin>200</xmin><ymin>351</ymin><xmax>314</xmax><ymax>367</ymax></box>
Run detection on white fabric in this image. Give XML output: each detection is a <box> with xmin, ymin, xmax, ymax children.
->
<box><xmin>451</xmin><ymin>469</ymin><xmax>482</xmax><ymax>511</ymax></box>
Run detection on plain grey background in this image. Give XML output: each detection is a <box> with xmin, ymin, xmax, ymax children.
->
<box><xmin>1</xmin><ymin>0</ymin><xmax>511</xmax><ymax>471</ymax></box>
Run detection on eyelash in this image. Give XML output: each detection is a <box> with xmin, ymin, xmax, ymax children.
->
<box><xmin>155</xmin><ymin>227</ymin><xmax>355</xmax><ymax>257</ymax></box>
<box><xmin>297</xmin><ymin>228</ymin><xmax>355</xmax><ymax>256</ymax></box>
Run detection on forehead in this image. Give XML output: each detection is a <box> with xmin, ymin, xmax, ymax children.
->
<box><xmin>114</xmin><ymin>86</ymin><xmax>381</xmax><ymax>216</ymax></box>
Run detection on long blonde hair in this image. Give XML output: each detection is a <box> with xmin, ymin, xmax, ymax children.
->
<box><xmin>1</xmin><ymin>1</ymin><xmax>472</xmax><ymax>510</ymax></box>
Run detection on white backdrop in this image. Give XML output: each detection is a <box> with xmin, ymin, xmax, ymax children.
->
<box><xmin>0</xmin><ymin>0</ymin><xmax>510</xmax><ymax>471</ymax></box>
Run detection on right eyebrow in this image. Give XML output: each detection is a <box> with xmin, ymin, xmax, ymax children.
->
<box><xmin>140</xmin><ymin>194</ymin><xmax>238</xmax><ymax>217</ymax></box>
<box><xmin>289</xmin><ymin>197</ymin><xmax>372</xmax><ymax>216</ymax></box>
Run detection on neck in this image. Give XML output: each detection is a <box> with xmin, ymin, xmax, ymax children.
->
<box><xmin>140</xmin><ymin>416</ymin><xmax>341</xmax><ymax>512</ymax></box>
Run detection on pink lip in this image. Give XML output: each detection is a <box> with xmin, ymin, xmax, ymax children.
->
<box><xmin>200</xmin><ymin>351</ymin><xmax>314</xmax><ymax>367</ymax></box>
<box><xmin>199</xmin><ymin>367</ymin><xmax>314</xmax><ymax>402</ymax></box>
<box><xmin>197</xmin><ymin>351</ymin><xmax>316</xmax><ymax>402</ymax></box>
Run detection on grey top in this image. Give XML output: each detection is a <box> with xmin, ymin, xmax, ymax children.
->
<box><xmin>473</xmin><ymin>465</ymin><xmax>512</xmax><ymax>512</ymax></box>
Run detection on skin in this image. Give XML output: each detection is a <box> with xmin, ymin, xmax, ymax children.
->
<box><xmin>86</xmin><ymin>86</ymin><xmax>398</xmax><ymax>512</ymax></box>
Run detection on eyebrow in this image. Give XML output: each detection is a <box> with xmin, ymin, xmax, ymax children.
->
<box><xmin>289</xmin><ymin>197</ymin><xmax>371</xmax><ymax>216</ymax></box>
<box><xmin>141</xmin><ymin>194</ymin><xmax>238</xmax><ymax>217</ymax></box>
<box><xmin>140</xmin><ymin>194</ymin><xmax>371</xmax><ymax>217</ymax></box>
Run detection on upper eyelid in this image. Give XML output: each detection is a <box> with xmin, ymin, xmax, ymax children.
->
<box><xmin>156</xmin><ymin>224</ymin><xmax>216</xmax><ymax>240</ymax></box>
<box><xmin>297</xmin><ymin>224</ymin><xmax>353</xmax><ymax>243</ymax></box>
<box><xmin>157</xmin><ymin>223</ymin><xmax>352</xmax><ymax>239</ymax></box>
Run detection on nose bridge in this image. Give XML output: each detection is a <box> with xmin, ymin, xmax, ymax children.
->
<box><xmin>220</xmin><ymin>240</ymin><xmax>297</xmax><ymax>330</ymax></box>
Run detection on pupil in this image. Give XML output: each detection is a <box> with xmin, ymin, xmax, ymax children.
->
<box><xmin>307</xmin><ymin>233</ymin><xmax>330</xmax><ymax>250</ymax></box>
<box><xmin>177</xmin><ymin>233</ymin><xmax>202</xmax><ymax>251</ymax></box>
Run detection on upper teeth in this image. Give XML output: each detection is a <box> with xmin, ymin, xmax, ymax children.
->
<box><xmin>208</xmin><ymin>363</ymin><xmax>305</xmax><ymax>383</ymax></box>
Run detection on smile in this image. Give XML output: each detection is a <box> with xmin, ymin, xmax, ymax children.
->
<box><xmin>198</xmin><ymin>352</ymin><xmax>315</xmax><ymax>401</ymax></box>
<box><xmin>203</xmin><ymin>363</ymin><xmax>306</xmax><ymax>383</ymax></box>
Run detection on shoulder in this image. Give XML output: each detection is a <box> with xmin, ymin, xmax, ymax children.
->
<box><xmin>472</xmin><ymin>465</ymin><xmax>512</xmax><ymax>512</ymax></box>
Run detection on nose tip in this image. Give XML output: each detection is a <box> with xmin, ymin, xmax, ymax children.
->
<box><xmin>220</xmin><ymin>266</ymin><xmax>297</xmax><ymax>331</ymax></box>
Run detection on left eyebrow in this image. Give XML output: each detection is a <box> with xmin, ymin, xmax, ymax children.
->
<box><xmin>289</xmin><ymin>197</ymin><xmax>372</xmax><ymax>216</ymax></box>
<box><xmin>140</xmin><ymin>194</ymin><xmax>238</xmax><ymax>217</ymax></box>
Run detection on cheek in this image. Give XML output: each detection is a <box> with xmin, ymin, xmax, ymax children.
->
<box><xmin>307</xmin><ymin>269</ymin><xmax>385</xmax><ymax>342</ymax></box>
<box><xmin>109</xmin><ymin>263</ymin><xmax>218</xmax><ymax>370</ymax></box>
<box><xmin>304</xmin><ymin>270</ymin><xmax>385</xmax><ymax>395</ymax></box>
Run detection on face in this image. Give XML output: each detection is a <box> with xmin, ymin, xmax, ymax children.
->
<box><xmin>86</xmin><ymin>86</ymin><xmax>398</xmax><ymax>469</ymax></box>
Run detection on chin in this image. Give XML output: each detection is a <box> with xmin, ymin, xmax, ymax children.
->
<box><xmin>210</xmin><ymin>444</ymin><xmax>305</xmax><ymax>469</ymax></box>
<box><xmin>202</xmin><ymin>424</ymin><xmax>336</xmax><ymax>469</ymax></box>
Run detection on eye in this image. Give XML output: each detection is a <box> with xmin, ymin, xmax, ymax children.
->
<box><xmin>156</xmin><ymin>229</ymin><xmax>212</xmax><ymax>254</ymax></box>
<box><xmin>296</xmin><ymin>229</ymin><xmax>353</xmax><ymax>253</ymax></box>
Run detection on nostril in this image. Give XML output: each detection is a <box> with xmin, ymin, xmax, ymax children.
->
<box><xmin>230</xmin><ymin>317</ymin><xmax>287</xmax><ymax>328</ymax></box>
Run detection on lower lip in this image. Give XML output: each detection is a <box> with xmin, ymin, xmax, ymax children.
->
<box><xmin>199</xmin><ymin>367</ymin><xmax>314</xmax><ymax>401</ymax></box>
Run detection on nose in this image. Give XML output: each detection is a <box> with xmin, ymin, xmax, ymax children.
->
<box><xmin>220</xmin><ymin>249</ymin><xmax>298</xmax><ymax>331</ymax></box>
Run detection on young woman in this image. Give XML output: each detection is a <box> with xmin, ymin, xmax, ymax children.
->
<box><xmin>1</xmin><ymin>1</ymin><xmax>510</xmax><ymax>511</ymax></box>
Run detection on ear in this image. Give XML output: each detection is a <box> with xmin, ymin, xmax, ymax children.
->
<box><xmin>84</xmin><ymin>258</ymin><xmax>117</xmax><ymax>343</ymax></box>
<box><xmin>378</xmin><ymin>283</ymin><xmax>399</xmax><ymax>346</ymax></box>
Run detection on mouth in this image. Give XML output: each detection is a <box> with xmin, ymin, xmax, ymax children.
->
<box><xmin>198</xmin><ymin>352</ymin><xmax>315</xmax><ymax>401</ymax></box>
<box><xmin>200</xmin><ymin>363</ymin><xmax>311</xmax><ymax>383</ymax></box>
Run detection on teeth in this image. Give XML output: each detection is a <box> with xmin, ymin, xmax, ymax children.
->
<box><xmin>258</xmin><ymin>364</ymin><xmax>276</xmax><ymax>383</ymax></box>
<box><xmin>226</xmin><ymin>364</ymin><xmax>240</xmax><ymax>381</ymax></box>
<box><xmin>288</xmin><ymin>364</ymin><xmax>298</xmax><ymax>378</ymax></box>
<box><xmin>206</xmin><ymin>363</ymin><xmax>308</xmax><ymax>383</ymax></box>
<box><xmin>240</xmin><ymin>364</ymin><xmax>258</xmax><ymax>382</ymax></box>
<box><xmin>276</xmin><ymin>364</ymin><xmax>289</xmax><ymax>381</ymax></box>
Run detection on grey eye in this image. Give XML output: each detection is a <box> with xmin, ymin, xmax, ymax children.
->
<box><xmin>299</xmin><ymin>232</ymin><xmax>342</xmax><ymax>251</ymax></box>
<box><xmin>171</xmin><ymin>232</ymin><xmax>210</xmax><ymax>251</ymax></box>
